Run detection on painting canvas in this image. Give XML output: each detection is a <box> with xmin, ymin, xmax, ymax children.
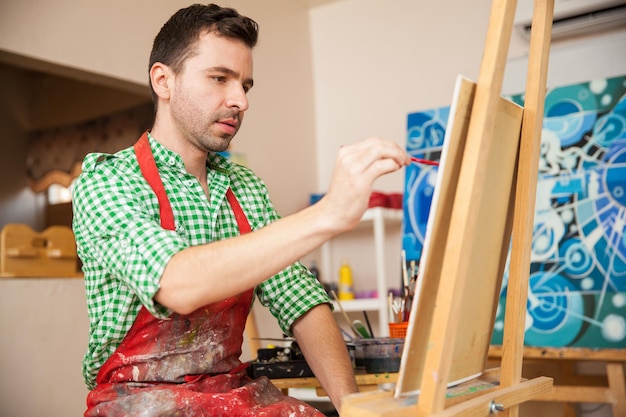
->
<box><xmin>403</xmin><ymin>74</ymin><xmax>626</xmax><ymax>348</ymax></box>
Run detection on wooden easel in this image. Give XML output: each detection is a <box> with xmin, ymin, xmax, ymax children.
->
<box><xmin>342</xmin><ymin>0</ymin><xmax>556</xmax><ymax>416</ymax></box>
<box><xmin>489</xmin><ymin>346</ymin><xmax>626</xmax><ymax>417</ymax></box>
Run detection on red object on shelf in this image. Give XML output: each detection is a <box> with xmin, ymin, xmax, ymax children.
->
<box><xmin>386</xmin><ymin>193</ymin><xmax>403</xmax><ymax>209</ymax></box>
<box><xmin>368</xmin><ymin>191</ymin><xmax>387</xmax><ymax>208</ymax></box>
<box><xmin>368</xmin><ymin>191</ymin><xmax>405</xmax><ymax>209</ymax></box>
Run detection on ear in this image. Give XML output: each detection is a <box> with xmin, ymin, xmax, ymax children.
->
<box><xmin>150</xmin><ymin>63</ymin><xmax>173</xmax><ymax>101</ymax></box>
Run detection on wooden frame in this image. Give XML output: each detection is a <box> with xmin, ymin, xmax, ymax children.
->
<box><xmin>489</xmin><ymin>346</ymin><xmax>626</xmax><ymax>416</ymax></box>
<box><xmin>341</xmin><ymin>0</ymin><xmax>556</xmax><ymax>416</ymax></box>
<box><xmin>395</xmin><ymin>72</ymin><xmax>524</xmax><ymax>396</ymax></box>
<box><xmin>271</xmin><ymin>371</ymin><xmax>399</xmax><ymax>396</ymax></box>
<box><xmin>0</xmin><ymin>224</ymin><xmax>82</xmax><ymax>278</ymax></box>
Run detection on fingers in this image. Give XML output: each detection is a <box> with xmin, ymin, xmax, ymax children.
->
<box><xmin>322</xmin><ymin>137</ymin><xmax>409</xmax><ymax>230</ymax></box>
<box><xmin>337</xmin><ymin>137</ymin><xmax>409</xmax><ymax>182</ymax></box>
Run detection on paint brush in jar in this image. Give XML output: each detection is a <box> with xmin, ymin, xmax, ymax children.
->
<box><xmin>331</xmin><ymin>290</ymin><xmax>361</xmax><ymax>338</ymax></box>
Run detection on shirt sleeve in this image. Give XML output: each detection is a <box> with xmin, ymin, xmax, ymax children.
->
<box><xmin>245</xmin><ymin>183</ymin><xmax>332</xmax><ymax>335</ymax></box>
<box><xmin>73</xmin><ymin>153</ymin><xmax>188</xmax><ymax>318</ymax></box>
<box><xmin>256</xmin><ymin>261</ymin><xmax>332</xmax><ymax>336</ymax></box>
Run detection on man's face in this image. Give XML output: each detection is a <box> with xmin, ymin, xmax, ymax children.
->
<box><xmin>168</xmin><ymin>31</ymin><xmax>254</xmax><ymax>153</ymax></box>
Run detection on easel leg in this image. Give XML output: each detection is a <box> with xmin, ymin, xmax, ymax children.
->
<box><xmin>560</xmin><ymin>362</ymin><xmax>577</xmax><ymax>417</ymax></box>
<box><xmin>606</xmin><ymin>362</ymin><xmax>626</xmax><ymax>417</ymax></box>
<box><xmin>563</xmin><ymin>402</ymin><xmax>577</xmax><ymax>417</ymax></box>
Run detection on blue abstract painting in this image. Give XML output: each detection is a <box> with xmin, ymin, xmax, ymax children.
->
<box><xmin>403</xmin><ymin>74</ymin><xmax>626</xmax><ymax>348</ymax></box>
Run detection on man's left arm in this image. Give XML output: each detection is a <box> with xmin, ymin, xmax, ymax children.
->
<box><xmin>292</xmin><ymin>303</ymin><xmax>358</xmax><ymax>412</ymax></box>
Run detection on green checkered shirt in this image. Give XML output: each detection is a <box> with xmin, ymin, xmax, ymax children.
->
<box><xmin>72</xmin><ymin>133</ymin><xmax>330</xmax><ymax>389</ymax></box>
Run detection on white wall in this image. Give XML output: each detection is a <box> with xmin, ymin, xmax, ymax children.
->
<box><xmin>0</xmin><ymin>279</ymin><xmax>89</xmax><ymax>417</ymax></box>
<box><xmin>503</xmin><ymin>30</ymin><xmax>626</xmax><ymax>94</ymax></box>
<box><xmin>309</xmin><ymin>0</ymin><xmax>493</xmax><ymax>192</ymax></box>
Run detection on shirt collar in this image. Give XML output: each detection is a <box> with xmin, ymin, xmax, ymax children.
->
<box><xmin>146</xmin><ymin>132</ymin><xmax>232</xmax><ymax>175</ymax></box>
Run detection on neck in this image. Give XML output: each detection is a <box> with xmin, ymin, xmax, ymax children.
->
<box><xmin>150</xmin><ymin>123</ymin><xmax>208</xmax><ymax>184</ymax></box>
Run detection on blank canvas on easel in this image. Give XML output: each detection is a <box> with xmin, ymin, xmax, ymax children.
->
<box><xmin>396</xmin><ymin>75</ymin><xmax>524</xmax><ymax>396</ymax></box>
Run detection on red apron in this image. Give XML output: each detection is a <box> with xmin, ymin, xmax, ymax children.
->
<box><xmin>85</xmin><ymin>132</ymin><xmax>324</xmax><ymax>417</ymax></box>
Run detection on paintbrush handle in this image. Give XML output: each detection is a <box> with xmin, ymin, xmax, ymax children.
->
<box><xmin>331</xmin><ymin>290</ymin><xmax>361</xmax><ymax>338</ymax></box>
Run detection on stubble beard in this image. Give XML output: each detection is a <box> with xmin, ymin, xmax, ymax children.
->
<box><xmin>170</xmin><ymin>86</ymin><xmax>240</xmax><ymax>153</ymax></box>
<box><xmin>182</xmin><ymin>111</ymin><xmax>240</xmax><ymax>154</ymax></box>
<box><xmin>202</xmin><ymin>120</ymin><xmax>239</xmax><ymax>153</ymax></box>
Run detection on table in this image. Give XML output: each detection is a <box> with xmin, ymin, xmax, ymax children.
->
<box><xmin>270</xmin><ymin>371</ymin><xmax>399</xmax><ymax>396</ymax></box>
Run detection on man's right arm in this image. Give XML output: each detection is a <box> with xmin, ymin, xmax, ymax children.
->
<box><xmin>156</xmin><ymin>137</ymin><xmax>409</xmax><ymax>314</ymax></box>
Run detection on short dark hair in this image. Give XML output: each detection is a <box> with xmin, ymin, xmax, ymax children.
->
<box><xmin>148</xmin><ymin>3</ymin><xmax>259</xmax><ymax>107</ymax></box>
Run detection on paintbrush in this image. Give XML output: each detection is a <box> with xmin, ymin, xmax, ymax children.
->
<box><xmin>410</xmin><ymin>156</ymin><xmax>439</xmax><ymax>166</ymax></box>
<box><xmin>331</xmin><ymin>290</ymin><xmax>361</xmax><ymax>338</ymax></box>
<box><xmin>401</xmin><ymin>250</ymin><xmax>410</xmax><ymax>295</ymax></box>
<box><xmin>362</xmin><ymin>310</ymin><xmax>375</xmax><ymax>338</ymax></box>
<box><xmin>352</xmin><ymin>320</ymin><xmax>371</xmax><ymax>338</ymax></box>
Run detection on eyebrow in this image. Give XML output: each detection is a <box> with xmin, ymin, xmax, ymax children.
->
<box><xmin>210</xmin><ymin>66</ymin><xmax>254</xmax><ymax>90</ymax></box>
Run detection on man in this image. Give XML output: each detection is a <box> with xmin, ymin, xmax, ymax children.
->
<box><xmin>72</xmin><ymin>3</ymin><xmax>409</xmax><ymax>416</ymax></box>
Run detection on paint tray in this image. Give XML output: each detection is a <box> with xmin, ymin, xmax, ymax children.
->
<box><xmin>247</xmin><ymin>359</ymin><xmax>314</xmax><ymax>379</ymax></box>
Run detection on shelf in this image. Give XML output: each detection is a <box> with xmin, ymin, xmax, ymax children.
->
<box><xmin>360</xmin><ymin>207</ymin><xmax>402</xmax><ymax>223</ymax></box>
<box><xmin>0</xmin><ymin>274</ymin><xmax>83</xmax><ymax>279</ymax></box>
<box><xmin>322</xmin><ymin>205</ymin><xmax>403</xmax><ymax>337</ymax></box>
<box><xmin>332</xmin><ymin>298</ymin><xmax>380</xmax><ymax>312</ymax></box>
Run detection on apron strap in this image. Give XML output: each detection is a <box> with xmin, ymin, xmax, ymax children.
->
<box><xmin>134</xmin><ymin>132</ymin><xmax>176</xmax><ymax>231</ymax></box>
<box><xmin>226</xmin><ymin>188</ymin><xmax>251</xmax><ymax>234</ymax></box>
<box><xmin>133</xmin><ymin>131</ymin><xmax>251</xmax><ymax>234</ymax></box>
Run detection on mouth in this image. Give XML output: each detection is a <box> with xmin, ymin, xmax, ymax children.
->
<box><xmin>216</xmin><ymin>118</ymin><xmax>239</xmax><ymax>136</ymax></box>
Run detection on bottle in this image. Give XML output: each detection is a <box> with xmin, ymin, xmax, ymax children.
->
<box><xmin>338</xmin><ymin>259</ymin><xmax>355</xmax><ymax>300</ymax></box>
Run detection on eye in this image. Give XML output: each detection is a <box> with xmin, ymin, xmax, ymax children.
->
<box><xmin>212</xmin><ymin>76</ymin><xmax>226</xmax><ymax>83</ymax></box>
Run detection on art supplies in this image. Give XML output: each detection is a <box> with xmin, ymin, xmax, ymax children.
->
<box><xmin>331</xmin><ymin>290</ymin><xmax>361</xmax><ymax>338</ymax></box>
<box><xmin>387</xmin><ymin>251</ymin><xmax>417</xmax><ymax>325</ymax></box>
<box><xmin>352</xmin><ymin>320</ymin><xmax>372</xmax><ymax>338</ymax></box>
<box><xmin>386</xmin><ymin>252</ymin><xmax>417</xmax><ymax>336</ymax></box>
<box><xmin>360</xmin><ymin>338</ymin><xmax>405</xmax><ymax>373</ymax></box>
<box><xmin>362</xmin><ymin>311</ymin><xmax>375</xmax><ymax>338</ymax></box>
<box><xmin>338</xmin><ymin>259</ymin><xmax>355</xmax><ymax>300</ymax></box>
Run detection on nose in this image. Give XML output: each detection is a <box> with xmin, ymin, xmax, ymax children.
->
<box><xmin>226</xmin><ymin>85</ymin><xmax>249</xmax><ymax>112</ymax></box>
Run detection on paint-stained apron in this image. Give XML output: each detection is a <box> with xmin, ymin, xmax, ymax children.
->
<box><xmin>85</xmin><ymin>132</ymin><xmax>324</xmax><ymax>417</ymax></box>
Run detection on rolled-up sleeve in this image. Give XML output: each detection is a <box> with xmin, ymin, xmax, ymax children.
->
<box><xmin>73</xmin><ymin>153</ymin><xmax>188</xmax><ymax>318</ymax></box>
<box><xmin>256</xmin><ymin>260</ymin><xmax>332</xmax><ymax>335</ymax></box>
